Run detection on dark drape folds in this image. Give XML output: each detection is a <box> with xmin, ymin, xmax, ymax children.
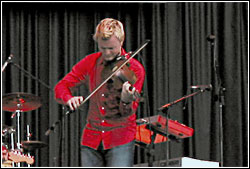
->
<box><xmin>2</xmin><ymin>2</ymin><xmax>248</xmax><ymax>167</ymax></box>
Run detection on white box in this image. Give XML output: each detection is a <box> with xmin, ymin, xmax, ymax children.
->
<box><xmin>134</xmin><ymin>157</ymin><xmax>220</xmax><ymax>167</ymax></box>
<box><xmin>177</xmin><ymin>157</ymin><xmax>220</xmax><ymax>167</ymax></box>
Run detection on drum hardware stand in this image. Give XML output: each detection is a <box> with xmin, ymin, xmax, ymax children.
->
<box><xmin>158</xmin><ymin>87</ymin><xmax>211</xmax><ymax>166</ymax></box>
<box><xmin>6</xmin><ymin>59</ymin><xmax>58</xmax><ymax>166</ymax></box>
<box><xmin>10</xmin><ymin>128</ymin><xmax>16</xmax><ymax>167</ymax></box>
<box><xmin>26</xmin><ymin>125</ymin><xmax>31</xmax><ymax>167</ymax></box>
<box><xmin>11</xmin><ymin>105</ymin><xmax>22</xmax><ymax>152</ymax></box>
<box><xmin>9</xmin><ymin>59</ymin><xmax>61</xmax><ymax>166</ymax></box>
<box><xmin>11</xmin><ymin>103</ymin><xmax>22</xmax><ymax>167</ymax></box>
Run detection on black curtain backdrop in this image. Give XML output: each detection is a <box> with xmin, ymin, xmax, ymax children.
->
<box><xmin>1</xmin><ymin>2</ymin><xmax>248</xmax><ymax>167</ymax></box>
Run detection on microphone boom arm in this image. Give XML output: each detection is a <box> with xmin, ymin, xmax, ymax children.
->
<box><xmin>158</xmin><ymin>88</ymin><xmax>209</xmax><ymax>111</ymax></box>
<box><xmin>11</xmin><ymin>62</ymin><xmax>52</xmax><ymax>91</ymax></box>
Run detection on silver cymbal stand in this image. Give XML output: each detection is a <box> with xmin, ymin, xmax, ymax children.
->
<box><xmin>27</xmin><ymin>125</ymin><xmax>31</xmax><ymax>167</ymax></box>
<box><xmin>11</xmin><ymin>102</ymin><xmax>22</xmax><ymax>167</ymax></box>
<box><xmin>10</xmin><ymin>128</ymin><xmax>16</xmax><ymax>167</ymax></box>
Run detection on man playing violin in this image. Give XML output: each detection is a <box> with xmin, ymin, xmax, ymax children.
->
<box><xmin>54</xmin><ymin>18</ymin><xmax>145</xmax><ymax>167</ymax></box>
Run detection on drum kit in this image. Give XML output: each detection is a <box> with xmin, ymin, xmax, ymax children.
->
<box><xmin>2</xmin><ymin>92</ymin><xmax>47</xmax><ymax>167</ymax></box>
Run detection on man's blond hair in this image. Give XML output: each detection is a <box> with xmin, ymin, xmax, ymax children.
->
<box><xmin>93</xmin><ymin>18</ymin><xmax>125</xmax><ymax>44</ymax></box>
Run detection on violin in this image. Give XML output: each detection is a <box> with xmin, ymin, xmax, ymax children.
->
<box><xmin>101</xmin><ymin>55</ymin><xmax>137</xmax><ymax>88</ymax></box>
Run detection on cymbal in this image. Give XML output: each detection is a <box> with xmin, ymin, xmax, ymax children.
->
<box><xmin>2</xmin><ymin>92</ymin><xmax>42</xmax><ymax>112</ymax></box>
<box><xmin>21</xmin><ymin>140</ymin><xmax>47</xmax><ymax>150</ymax></box>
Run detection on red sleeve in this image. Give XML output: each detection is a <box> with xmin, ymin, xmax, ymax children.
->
<box><xmin>54</xmin><ymin>54</ymin><xmax>98</xmax><ymax>104</ymax></box>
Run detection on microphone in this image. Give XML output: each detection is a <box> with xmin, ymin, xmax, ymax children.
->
<box><xmin>45</xmin><ymin>121</ymin><xmax>60</xmax><ymax>136</ymax></box>
<box><xmin>191</xmin><ymin>84</ymin><xmax>212</xmax><ymax>91</ymax></box>
<box><xmin>207</xmin><ymin>35</ymin><xmax>216</xmax><ymax>42</ymax></box>
<box><xmin>2</xmin><ymin>54</ymin><xmax>14</xmax><ymax>72</ymax></box>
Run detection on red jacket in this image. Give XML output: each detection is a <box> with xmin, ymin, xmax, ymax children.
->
<box><xmin>54</xmin><ymin>48</ymin><xmax>145</xmax><ymax>150</ymax></box>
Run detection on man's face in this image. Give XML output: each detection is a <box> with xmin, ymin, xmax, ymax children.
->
<box><xmin>98</xmin><ymin>35</ymin><xmax>122</xmax><ymax>61</ymax></box>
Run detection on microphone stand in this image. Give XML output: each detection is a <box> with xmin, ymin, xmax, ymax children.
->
<box><xmin>208</xmin><ymin>36</ymin><xmax>225</xmax><ymax>167</ymax></box>
<box><xmin>9</xmin><ymin>61</ymin><xmax>63</xmax><ymax>167</ymax></box>
<box><xmin>158</xmin><ymin>88</ymin><xmax>211</xmax><ymax>166</ymax></box>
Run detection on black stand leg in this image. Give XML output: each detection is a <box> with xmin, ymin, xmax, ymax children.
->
<box><xmin>162</xmin><ymin>109</ymin><xmax>169</xmax><ymax>167</ymax></box>
<box><xmin>147</xmin><ymin>130</ymin><xmax>157</xmax><ymax>167</ymax></box>
<box><xmin>208</xmin><ymin>36</ymin><xmax>225</xmax><ymax>167</ymax></box>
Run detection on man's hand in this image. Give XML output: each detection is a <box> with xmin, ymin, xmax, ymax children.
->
<box><xmin>67</xmin><ymin>96</ymin><xmax>84</xmax><ymax>110</ymax></box>
<box><xmin>121</xmin><ymin>81</ymin><xmax>137</xmax><ymax>103</ymax></box>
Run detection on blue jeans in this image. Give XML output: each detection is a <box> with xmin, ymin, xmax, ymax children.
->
<box><xmin>81</xmin><ymin>141</ymin><xmax>135</xmax><ymax>167</ymax></box>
